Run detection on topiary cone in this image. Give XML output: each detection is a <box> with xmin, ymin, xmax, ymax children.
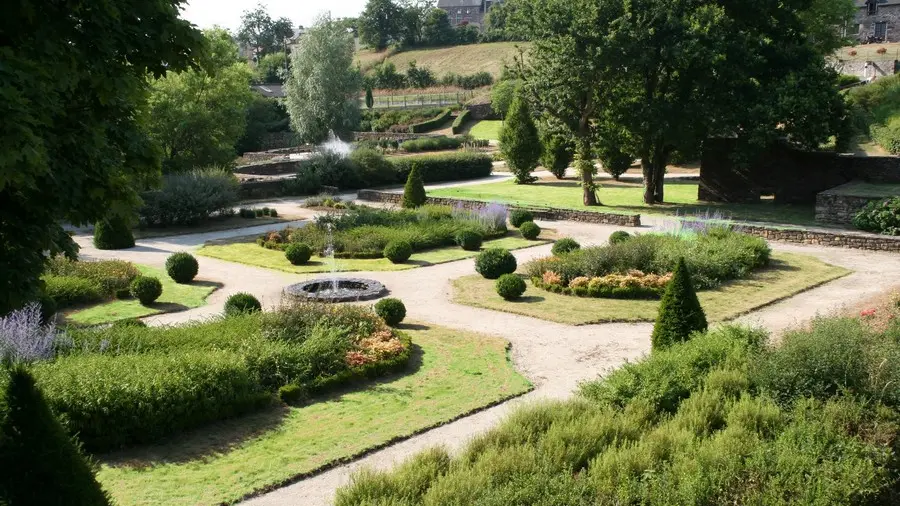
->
<box><xmin>402</xmin><ymin>163</ymin><xmax>426</xmax><ymax>209</ymax></box>
<box><xmin>651</xmin><ymin>257</ymin><xmax>708</xmax><ymax>351</ymax></box>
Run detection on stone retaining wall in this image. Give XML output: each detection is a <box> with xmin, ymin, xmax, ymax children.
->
<box><xmin>815</xmin><ymin>193</ymin><xmax>880</xmax><ymax>225</ymax></box>
<box><xmin>357</xmin><ymin>190</ymin><xmax>642</xmax><ymax>227</ymax></box>
<box><xmin>234</xmin><ymin>160</ymin><xmax>301</xmax><ymax>176</ymax></box>
<box><xmin>733</xmin><ymin>224</ymin><xmax>900</xmax><ymax>252</ymax></box>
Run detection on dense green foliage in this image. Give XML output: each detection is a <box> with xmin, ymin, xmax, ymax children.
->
<box><xmin>337</xmin><ymin>317</ymin><xmax>900</xmax><ymax>505</ymax></box>
<box><xmin>540</xmin><ymin>131</ymin><xmax>575</xmax><ymax>179</ymax></box>
<box><xmin>495</xmin><ymin>274</ymin><xmax>526</xmax><ymax>300</ymax></box>
<box><xmin>384</xmin><ymin>240</ymin><xmax>413</xmax><ymax>263</ymax></box>
<box><xmin>42</xmin><ymin>277</ymin><xmax>105</xmax><ymax>309</ymax></box>
<box><xmin>285</xmin><ymin>14</ymin><xmax>360</xmax><ymax>143</ymax></box>
<box><xmin>609</xmin><ymin>230</ymin><xmax>631</xmax><ymax>244</ymax></box>
<box><xmin>44</xmin><ymin>258</ymin><xmax>140</xmax><ymax>307</ymax></box>
<box><xmin>139</xmin><ymin>168</ymin><xmax>240</xmax><ymax>227</ymax></box>
<box><xmin>451</xmin><ymin>110</ymin><xmax>471</xmax><ymax>134</ymax></box>
<box><xmin>130</xmin><ymin>276</ymin><xmax>163</xmax><ymax>306</ymax></box>
<box><xmin>359</xmin><ymin>0</ymin><xmax>402</xmax><ymax>50</ymax></box>
<box><xmin>651</xmin><ymin>258</ymin><xmax>708</xmax><ymax>350</ymax></box>
<box><xmin>525</xmin><ymin>228</ymin><xmax>770</xmax><ymax>290</ymax></box>
<box><xmin>509</xmin><ymin>209</ymin><xmax>534</xmax><ymax>228</ymax></box>
<box><xmin>284</xmin><ymin>243</ymin><xmax>312</xmax><ymax>265</ymax></box>
<box><xmin>402</xmin><ymin>165</ymin><xmax>427</xmax><ymax>208</ymax></box>
<box><xmin>236</xmin><ymin>4</ymin><xmax>294</xmax><ymax>61</ymax></box>
<box><xmin>455</xmin><ymin>230</ymin><xmax>484</xmax><ymax>251</ymax></box>
<box><xmin>597</xmin><ymin>143</ymin><xmax>634</xmax><ymax>180</ymax></box>
<box><xmin>519</xmin><ymin>221</ymin><xmax>541</xmax><ymax>240</ymax></box>
<box><xmin>848</xmin><ymin>74</ymin><xmax>900</xmax><ymax>154</ymax></box>
<box><xmin>475</xmin><ymin>248</ymin><xmax>518</xmax><ymax>279</ymax></box>
<box><xmin>237</xmin><ymin>95</ymin><xmax>292</xmax><ymax>154</ymax></box>
<box><xmin>853</xmin><ymin>196</ymin><xmax>900</xmax><ymax>235</ymax></box>
<box><xmin>224</xmin><ymin>293</ymin><xmax>262</xmax><ymax>317</ymax></box>
<box><xmin>408</xmin><ymin>109</ymin><xmax>452</xmax><ymax>134</ymax></box>
<box><xmin>0</xmin><ymin>367</ymin><xmax>112</xmax><ymax>505</ymax></box>
<box><xmin>93</xmin><ymin>216</ymin><xmax>135</xmax><ymax>250</ymax></box>
<box><xmin>500</xmin><ymin>92</ymin><xmax>541</xmax><ymax>184</ymax></box>
<box><xmin>400</xmin><ymin>136</ymin><xmax>463</xmax><ymax>153</ymax></box>
<box><xmin>359</xmin><ymin>107</ymin><xmax>445</xmax><ymax>133</ymax></box>
<box><xmin>374</xmin><ymin>298</ymin><xmax>407</xmax><ymax>326</ymax></box>
<box><xmin>165</xmin><ymin>252</ymin><xmax>199</xmax><ymax>284</ymax></box>
<box><xmin>491</xmin><ymin>79</ymin><xmax>521</xmax><ymax>119</ymax></box>
<box><xmin>391</xmin><ymin>152</ymin><xmax>493</xmax><ymax>183</ymax></box>
<box><xmin>551</xmin><ymin>238</ymin><xmax>580</xmax><ymax>256</ymax></box>
<box><xmin>0</xmin><ymin>0</ymin><xmax>201</xmax><ymax>314</ymax></box>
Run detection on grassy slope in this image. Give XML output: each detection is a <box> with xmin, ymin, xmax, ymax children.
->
<box><xmin>196</xmin><ymin>233</ymin><xmax>550</xmax><ymax>275</ymax></box>
<box><xmin>356</xmin><ymin>42</ymin><xmax>529</xmax><ymax>78</ymax></box>
<box><xmin>836</xmin><ymin>42</ymin><xmax>900</xmax><ymax>62</ymax></box>
<box><xmin>452</xmin><ymin>252</ymin><xmax>850</xmax><ymax>325</ymax></box>
<box><xmin>469</xmin><ymin>120</ymin><xmax>503</xmax><ymax>141</ymax></box>
<box><xmin>97</xmin><ymin>324</ymin><xmax>531</xmax><ymax>506</ymax></box>
<box><xmin>67</xmin><ymin>265</ymin><xmax>216</xmax><ymax>325</ymax></box>
<box><xmin>430</xmin><ymin>179</ymin><xmax>819</xmax><ymax>226</ymax></box>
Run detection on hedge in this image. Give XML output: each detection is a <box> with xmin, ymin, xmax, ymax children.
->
<box><xmin>392</xmin><ymin>152</ymin><xmax>493</xmax><ymax>183</ymax></box>
<box><xmin>451</xmin><ymin>109</ymin><xmax>471</xmax><ymax>134</ymax></box>
<box><xmin>408</xmin><ymin>108</ymin><xmax>452</xmax><ymax>133</ymax></box>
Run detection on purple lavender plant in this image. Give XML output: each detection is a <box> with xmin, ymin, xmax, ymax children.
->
<box><xmin>478</xmin><ymin>202</ymin><xmax>509</xmax><ymax>232</ymax></box>
<box><xmin>0</xmin><ymin>304</ymin><xmax>60</xmax><ymax>362</ymax></box>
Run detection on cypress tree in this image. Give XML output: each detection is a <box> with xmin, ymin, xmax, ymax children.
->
<box><xmin>365</xmin><ymin>85</ymin><xmax>374</xmax><ymax>110</ymax></box>
<box><xmin>651</xmin><ymin>258</ymin><xmax>708</xmax><ymax>351</ymax></box>
<box><xmin>402</xmin><ymin>164</ymin><xmax>426</xmax><ymax>208</ymax></box>
<box><xmin>0</xmin><ymin>366</ymin><xmax>111</xmax><ymax>505</ymax></box>
<box><xmin>500</xmin><ymin>90</ymin><xmax>541</xmax><ymax>184</ymax></box>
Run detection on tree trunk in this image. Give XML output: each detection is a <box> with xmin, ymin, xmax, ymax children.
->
<box><xmin>652</xmin><ymin>146</ymin><xmax>668</xmax><ymax>203</ymax></box>
<box><xmin>576</xmin><ymin>137</ymin><xmax>599</xmax><ymax>206</ymax></box>
<box><xmin>641</xmin><ymin>157</ymin><xmax>656</xmax><ymax>205</ymax></box>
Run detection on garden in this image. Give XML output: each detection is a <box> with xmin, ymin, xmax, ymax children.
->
<box><xmin>197</xmin><ymin>204</ymin><xmax>550</xmax><ymax>275</ymax></box>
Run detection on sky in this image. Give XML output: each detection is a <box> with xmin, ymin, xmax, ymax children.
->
<box><xmin>180</xmin><ymin>0</ymin><xmax>369</xmax><ymax>31</ymax></box>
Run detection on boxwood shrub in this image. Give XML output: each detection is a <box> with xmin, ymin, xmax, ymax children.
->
<box><xmin>475</xmin><ymin>248</ymin><xmax>517</xmax><ymax>279</ymax></box>
<box><xmin>384</xmin><ymin>240</ymin><xmax>413</xmax><ymax>263</ymax></box>
<box><xmin>609</xmin><ymin>230</ymin><xmax>631</xmax><ymax>244</ymax></box>
<box><xmin>165</xmin><ymin>252</ymin><xmax>199</xmax><ymax>283</ymax></box>
<box><xmin>455</xmin><ymin>229</ymin><xmax>483</xmax><ymax>251</ymax></box>
<box><xmin>509</xmin><ymin>209</ymin><xmax>534</xmax><ymax>228</ymax></box>
<box><xmin>225</xmin><ymin>293</ymin><xmax>262</xmax><ymax>316</ymax></box>
<box><xmin>552</xmin><ymin>238</ymin><xmax>580</xmax><ymax>256</ymax></box>
<box><xmin>374</xmin><ymin>298</ymin><xmax>407</xmax><ymax>326</ymax></box>
<box><xmin>495</xmin><ymin>274</ymin><xmax>526</xmax><ymax>300</ymax></box>
<box><xmin>93</xmin><ymin>216</ymin><xmax>134</xmax><ymax>250</ymax></box>
<box><xmin>519</xmin><ymin>221</ymin><xmax>541</xmax><ymax>240</ymax></box>
<box><xmin>130</xmin><ymin>276</ymin><xmax>162</xmax><ymax>305</ymax></box>
<box><xmin>285</xmin><ymin>243</ymin><xmax>312</xmax><ymax>265</ymax></box>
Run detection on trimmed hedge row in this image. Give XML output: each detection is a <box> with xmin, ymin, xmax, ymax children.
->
<box><xmin>451</xmin><ymin>109</ymin><xmax>471</xmax><ymax>134</ymax></box>
<box><xmin>392</xmin><ymin>152</ymin><xmax>493</xmax><ymax>183</ymax></box>
<box><xmin>408</xmin><ymin>108</ymin><xmax>452</xmax><ymax>133</ymax></box>
<box><xmin>532</xmin><ymin>277</ymin><xmax>662</xmax><ymax>300</ymax></box>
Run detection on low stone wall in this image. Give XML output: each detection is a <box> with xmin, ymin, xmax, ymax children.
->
<box><xmin>465</xmin><ymin>102</ymin><xmax>498</xmax><ymax>121</ymax></box>
<box><xmin>353</xmin><ymin>132</ymin><xmax>424</xmax><ymax>142</ymax></box>
<box><xmin>733</xmin><ymin>224</ymin><xmax>900</xmax><ymax>252</ymax></box>
<box><xmin>357</xmin><ymin>190</ymin><xmax>642</xmax><ymax>227</ymax></box>
<box><xmin>815</xmin><ymin>193</ymin><xmax>879</xmax><ymax>225</ymax></box>
<box><xmin>234</xmin><ymin>160</ymin><xmax>301</xmax><ymax>176</ymax></box>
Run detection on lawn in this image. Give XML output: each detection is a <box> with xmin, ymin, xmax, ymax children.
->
<box><xmin>196</xmin><ymin>233</ymin><xmax>550</xmax><ymax>274</ymax></box>
<box><xmin>96</xmin><ymin>324</ymin><xmax>532</xmax><ymax>506</ymax></box>
<box><xmin>469</xmin><ymin>120</ymin><xmax>503</xmax><ymax>141</ymax></box>
<box><xmin>66</xmin><ymin>265</ymin><xmax>217</xmax><ymax>325</ymax></box>
<box><xmin>452</xmin><ymin>252</ymin><xmax>850</xmax><ymax>325</ymax></box>
<box><xmin>430</xmin><ymin>178</ymin><xmax>820</xmax><ymax>226</ymax></box>
<box><xmin>371</xmin><ymin>42</ymin><xmax>528</xmax><ymax>78</ymax></box>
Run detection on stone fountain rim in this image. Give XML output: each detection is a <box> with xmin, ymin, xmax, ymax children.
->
<box><xmin>284</xmin><ymin>277</ymin><xmax>387</xmax><ymax>303</ymax></box>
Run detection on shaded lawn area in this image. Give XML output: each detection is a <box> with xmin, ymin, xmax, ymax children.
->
<box><xmin>97</xmin><ymin>324</ymin><xmax>532</xmax><ymax>506</ymax></box>
<box><xmin>133</xmin><ymin>216</ymin><xmax>293</xmax><ymax>240</ymax></box>
<box><xmin>452</xmin><ymin>252</ymin><xmax>850</xmax><ymax>325</ymax></box>
<box><xmin>67</xmin><ymin>265</ymin><xmax>217</xmax><ymax>326</ymax></box>
<box><xmin>430</xmin><ymin>179</ymin><xmax>819</xmax><ymax>227</ymax></box>
<box><xmin>469</xmin><ymin>120</ymin><xmax>503</xmax><ymax>141</ymax></box>
<box><xmin>196</xmin><ymin>232</ymin><xmax>551</xmax><ymax>275</ymax></box>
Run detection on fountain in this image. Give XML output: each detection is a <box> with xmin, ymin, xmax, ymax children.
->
<box><xmin>288</xmin><ymin>130</ymin><xmax>353</xmax><ymax>161</ymax></box>
<box><xmin>284</xmin><ymin>219</ymin><xmax>387</xmax><ymax>303</ymax></box>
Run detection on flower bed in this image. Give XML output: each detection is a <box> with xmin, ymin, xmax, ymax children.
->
<box><xmin>524</xmin><ymin>227</ymin><xmax>770</xmax><ymax>298</ymax></box>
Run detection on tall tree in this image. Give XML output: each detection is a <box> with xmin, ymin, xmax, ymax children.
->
<box><xmin>237</xmin><ymin>4</ymin><xmax>295</xmax><ymax>60</ymax></box>
<box><xmin>422</xmin><ymin>8</ymin><xmax>456</xmax><ymax>46</ymax></box>
<box><xmin>147</xmin><ymin>29</ymin><xmax>255</xmax><ymax>173</ymax></box>
<box><xmin>397</xmin><ymin>0</ymin><xmax>432</xmax><ymax>46</ymax></box>
<box><xmin>285</xmin><ymin>14</ymin><xmax>361</xmax><ymax>143</ymax></box>
<box><xmin>500</xmin><ymin>91</ymin><xmax>542</xmax><ymax>184</ymax></box>
<box><xmin>0</xmin><ymin>0</ymin><xmax>201</xmax><ymax>314</ymax></box>
<box><xmin>359</xmin><ymin>0</ymin><xmax>403</xmax><ymax>50</ymax></box>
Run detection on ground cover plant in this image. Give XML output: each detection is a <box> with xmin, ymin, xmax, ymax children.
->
<box><xmin>336</xmin><ymin>314</ymin><xmax>900</xmax><ymax>505</ymax></box>
<box><xmin>526</xmin><ymin>227</ymin><xmax>770</xmax><ymax>298</ymax></box>
<box><xmin>94</xmin><ymin>324</ymin><xmax>530</xmax><ymax>506</ymax></box>
<box><xmin>854</xmin><ymin>196</ymin><xmax>900</xmax><ymax>235</ymax></box>
<box><xmin>358</xmin><ymin>107</ymin><xmax>446</xmax><ymax>132</ymax></box>
<box><xmin>453</xmin><ymin>252</ymin><xmax>849</xmax><ymax>325</ymax></box>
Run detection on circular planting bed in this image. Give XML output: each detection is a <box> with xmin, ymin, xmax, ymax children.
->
<box><xmin>285</xmin><ymin>278</ymin><xmax>387</xmax><ymax>303</ymax></box>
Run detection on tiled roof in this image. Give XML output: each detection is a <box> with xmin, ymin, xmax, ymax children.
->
<box><xmin>437</xmin><ymin>0</ymin><xmax>485</xmax><ymax>7</ymax></box>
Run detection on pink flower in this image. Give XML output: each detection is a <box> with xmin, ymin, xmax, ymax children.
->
<box><xmin>861</xmin><ymin>308</ymin><xmax>876</xmax><ymax>317</ymax></box>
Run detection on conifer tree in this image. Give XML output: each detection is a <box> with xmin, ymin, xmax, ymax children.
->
<box><xmin>365</xmin><ymin>85</ymin><xmax>374</xmax><ymax>110</ymax></box>
<box><xmin>402</xmin><ymin>164</ymin><xmax>426</xmax><ymax>208</ymax></box>
<box><xmin>500</xmin><ymin>91</ymin><xmax>541</xmax><ymax>184</ymax></box>
<box><xmin>651</xmin><ymin>258</ymin><xmax>708</xmax><ymax>350</ymax></box>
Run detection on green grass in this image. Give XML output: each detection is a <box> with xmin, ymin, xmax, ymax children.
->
<box><xmin>430</xmin><ymin>179</ymin><xmax>820</xmax><ymax>227</ymax></box>
<box><xmin>196</xmin><ymin>233</ymin><xmax>550</xmax><ymax>274</ymax></box>
<box><xmin>452</xmin><ymin>252</ymin><xmax>850</xmax><ymax>325</ymax></box>
<box><xmin>823</xmin><ymin>180</ymin><xmax>900</xmax><ymax>198</ymax></box>
<box><xmin>66</xmin><ymin>265</ymin><xmax>217</xmax><ymax>325</ymax></box>
<box><xmin>96</xmin><ymin>324</ymin><xmax>532</xmax><ymax>506</ymax></box>
<box><xmin>357</xmin><ymin>42</ymin><xmax>529</xmax><ymax>78</ymax></box>
<box><xmin>469</xmin><ymin>120</ymin><xmax>503</xmax><ymax>141</ymax></box>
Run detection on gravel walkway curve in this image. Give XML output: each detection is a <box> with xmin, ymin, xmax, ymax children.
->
<box><xmin>72</xmin><ymin>213</ymin><xmax>900</xmax><ymax>506</ymax></box>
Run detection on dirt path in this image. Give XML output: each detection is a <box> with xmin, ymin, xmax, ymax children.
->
<box><xmin>72</xmin><ymin>214</ymin><xmax>900</xmax><ymax>506</ymax></box>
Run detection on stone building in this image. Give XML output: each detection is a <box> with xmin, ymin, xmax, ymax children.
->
<box><xmin>436</xmin><ymin>0</ymin><xmax>503</xmax><ymax>30</ymax></box>
<box><xmin>851</xmin><ymin>0</ymin><xmax>900</xmax><ymax>42</ymax></box>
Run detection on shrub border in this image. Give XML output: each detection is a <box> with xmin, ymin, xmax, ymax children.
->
<box><xmin>451</xmin><ymin>109</ymin><xmax>471</xmax><ymax>134</ymax></box>
<box><xmin>532</xmin><ymin>277</ymin><xmax>663</xmax><ymax>300</ymax></box>
<box><xmin>408</xmin><ymin>109</ymin><xmax>452</xmax><ymax>133</ymax></box>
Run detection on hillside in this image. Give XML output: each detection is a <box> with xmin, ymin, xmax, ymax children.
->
<box><xmin>355</xmin><ymin>42</ymin><xmax>530</xmax><ymax>78</ymax></box>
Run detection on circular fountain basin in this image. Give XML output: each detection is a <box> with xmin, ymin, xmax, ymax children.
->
<box><xmin>285</xmin><ymin>278</ymin><xmax>387</xmax><ymax>303</ymax></box>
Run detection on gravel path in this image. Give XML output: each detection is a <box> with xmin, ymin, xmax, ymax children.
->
<box><xmin>72</xmin><ymin>212</ymin><xmax>900</xmax><ymax>506</ymax></box>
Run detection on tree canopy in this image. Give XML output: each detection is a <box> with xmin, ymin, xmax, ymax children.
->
<box><xmin>359</xmin><ymin>0</ymin><xmax>403</xmax><ymax>50</ymax></box>
<box><xmin>0</xmin><ymin>0</ymin><xmax>202</xmax><ymax>314</ymax></box>
<box><xmin>285</xmin><ymin>14</ymin><xmax>361</xmax><ymax>144</ymax></box>
<box><xmin>237</xmin><ymin>3</ymin><xmax>295</xmax><ymax>60</ymax></box>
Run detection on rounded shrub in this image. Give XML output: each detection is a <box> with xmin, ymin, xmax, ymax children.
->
<box><xmin>129</xmin><ymin>276</ymin><xmax>162</xmax><ymax>306</ymax></box>
<box><xmin>111</xmin><ymin>318</ymin><xmax>147</xmax><ymax>328</ymax></box>
<box><xmin>495</xmin><ymin>274</ymin><xmax>526</xmax><ymax>300</ymax></box>
<box><xmin>224</xmin><ymin>292</ymin><xmax>262</xmax><ymax>317</ymax></box>
<box><xmin>285</xmin><ymin>243</ymin><xmax>312</xmax><ymax>265</ymax></box>
<box><xmin>374</xmin><ymin>298</ymin><xmax>407</xmax><ymax>326</ymax></box>
<box><xmin>519</xmin><ymin>221</ymin><xmax>541</xmax><ymax>240</ymax></box>
<box><xmin>383</xmin><ymin>240</ymin><xmax>413</xmax><ymax>264</ymax></box>
<box><xmin>93</xmin><ymin>216</ymin><xmax>134</xmax><ymax>250</ymax></box>
<box><xmin>509</xmin><ymin>209</ymin><xmax>534</xmax><ymax>228</ymax></box>
<box><xmin>552</xmin><ymin>238</ymin><xmax>581</xmax><ymax>256</ymax></box>
<box><xmin>278</xmin><ymin>384</ymin><xmax>307</xmax><ymax>405</ymax></box>
<box><xmin>475</xmin><ymin>248</ymin><xmax>517</xmax><ymax>279</ymax></box>
<box><xmin>609</xmin><ymin>230</ymin><xmax>632</xmax><ymax>244</ymax></box>
<box><xmin>165</xmin><ymin>252</ymin><xmax>199</xmax><ymax>284</ymax></box>
<box><xmin>455</xmin><ymin>230</ymin><xmax>483</xmax><ymax>251</ymax></box>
